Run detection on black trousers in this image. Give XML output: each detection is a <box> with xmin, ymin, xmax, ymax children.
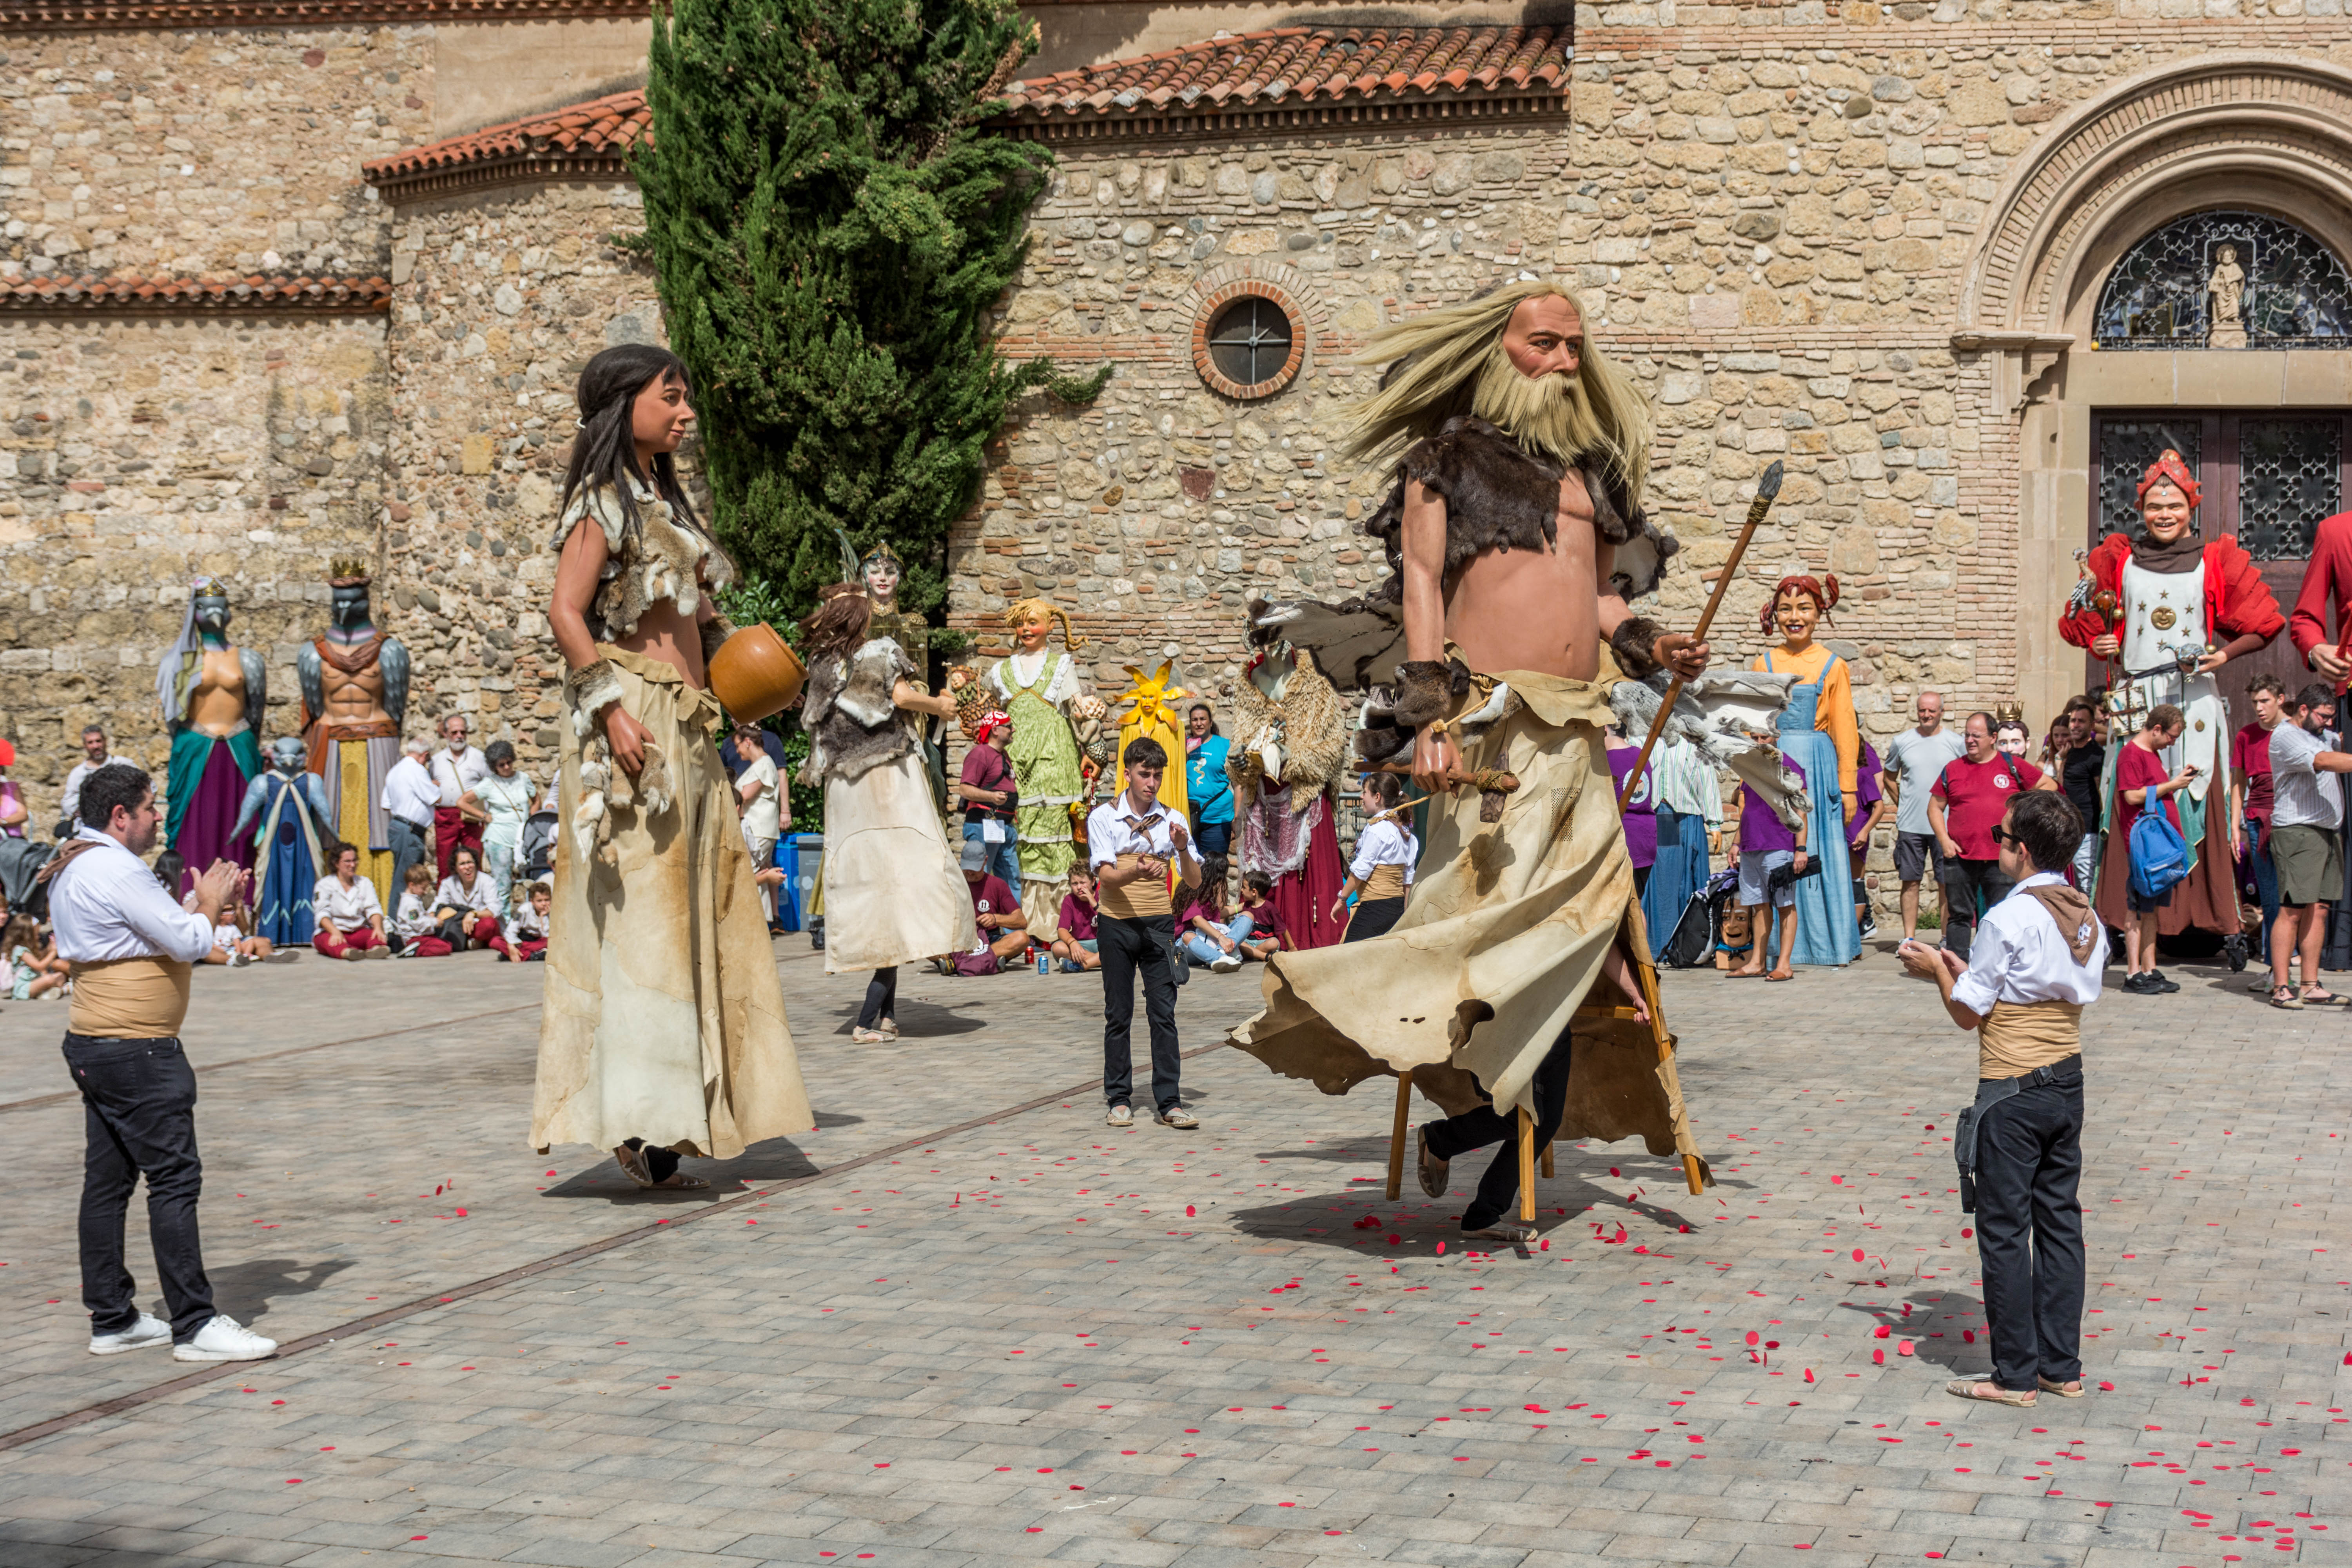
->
<box><xmin>1940</xmin><ymin>857</ymin><xmax>2015</xmax><ymax>961</ymax></box>
<box><xmin>1099</xmin><ymin>915</ymin><xmax>1181</xmax><ymax>1113</ymax></box>
<box><xmin>63</xmin><ymin>1033</ymin><xmax>218</xmax><ymax>1341</ymax></box>
<box><xmin>1423</xmin><ymin>1025</ymin><xmax>1574</xmax><ymax>1230</ymax></box>
<box><xmin>387</xmin><ymin>817</ymin><xmax>429</xmax><ymax>911</ymax></box>
<box><xmin>1344</xmin><ymin>897</ymin><xmax>1406</xmax><ymax>944</ymax></box>
<box><xmin>858</xmin><ymin>966</ymin><xmax>897</xmax><ymax>1029</ymax></box>
<box><xmin>1975</xmin><ymin>1073</ymin><xmax>2086</xmax><ymax>1392</ymax></box>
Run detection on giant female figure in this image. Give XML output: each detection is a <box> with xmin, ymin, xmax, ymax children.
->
<box><xmin>984</xmin><ymin>599</ymin><xmax>1092</xmax><ymax>940</ymax></box>
<box><xmin>2060</xmin><ymin>449</ymin><xmax>2282</xmax><ymax>938</ymax></box>
<box><xmin>532</xmin><ymin>345</ymin><xmax>811</xmax><ymax>1191</ymax></box>
<box><xmin>1749</xmin><ymin>575</ymin><xmax>1860</xmax><ymax>966</ymax></box>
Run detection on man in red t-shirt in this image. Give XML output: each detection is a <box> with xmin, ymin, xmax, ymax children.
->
<box><xmin>2230</xmin><ymin>674</ymin><xmax>2288</xmax><ymax>972</ymax></box>
<box><xmin>1929</xmin><ymin>711</ymin><xmax>2057</xmax><ymax>960</ymax></box>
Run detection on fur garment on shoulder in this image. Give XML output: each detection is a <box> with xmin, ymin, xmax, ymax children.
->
<box><xmin>1362</xmin><ymin>415</ymin><xmax>1679</xmax><ymax>602</ymax></box>
<box><xmin>800</xmin><ymin>637</ymin><xmax>919</xmax><ymax>786</ymax></box>
<box><xmin>564</xmin><ymin>657</ymin><xmax>676</xmax><ymax>863</ymax></box>
<box><xmin>566</xmin><ymin>485</ymin><xmax>739</xmax><ymax>644</ymax></box>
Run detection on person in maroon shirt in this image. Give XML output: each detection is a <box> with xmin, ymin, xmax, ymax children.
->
<box><xmin>953</xmin><ymin>838</ymin><xmax>1028</xmax><ymax>975</ymax></box>
<box><xmin>2114</xmin><ymin>705</ymin><xmax>2197</xmax><ymax>994</ymax></box>
<box><xmin>1051</xmin><ymin>864</ymin><xmax>1101</xmax><ymax>972</ymax></box>
<box><xmin>1928</xmin><ymin>712</ymin><xmax>2057</xmax><ymax>961</ymax></box>
<box><xmin>2231</xmin><ymin>674</ymin><xmax>2288</xmax><ymax>973</ymax></box>
<box><xmin>1232</xmin><ymin>869</ymin><xmax>1285</xmax><ymax>960</ymax></box>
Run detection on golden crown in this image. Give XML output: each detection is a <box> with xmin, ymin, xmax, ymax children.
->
<box><xmin>326</xmin><ymin>556</ymin><xmax>371</xmax><ymax>587</ymax></box>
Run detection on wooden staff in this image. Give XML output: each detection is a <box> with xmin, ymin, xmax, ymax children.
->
<box><xmin>1616</xmin><ymin>459</ymin><xmax>1785</xmax><ymax>815</ymax></box>
<box><xmin>1367</xmin><ymin>760</ymin><xmax>1522</xmax><ymax>822</ymax></box>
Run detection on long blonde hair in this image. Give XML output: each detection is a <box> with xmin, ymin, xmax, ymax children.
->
<box><xmin>1341</xmin><ymin>279</ymin><xmax>1650</xmax><ymax>500</ymax></box>
<box><xmin>1002</xmin><ymin>597</ymin><xmax>1087</xmax><ymax>652</ymax></box>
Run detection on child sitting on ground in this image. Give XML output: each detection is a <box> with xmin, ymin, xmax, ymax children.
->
<box><xmin>1230</xmin><ymin>870</ymin><xmax>1286</xmax><ymax>961</ymax></box>
<box><xmin>6</xmin><ymin>913</ymin><xmax>65</xmax><ymax>1000</ymax></box>
<box><xmin>200</xmin><ymin>897</ymin><xmax>274</xmax><ymax>966</ymax></box>
<box><xmin>392</xmin><ymin>862</ymin><xmax>450</xmax><ymax>957</ymax></box>
<box><xmin>498</xmin><ymin>879</ymin><xmax>551</xmax><ymax>962</ymax></box>
<box><xmin>1052</xmin><ymin>864</ymin><xmax>1101</xmax><ymax>973</ymax></box>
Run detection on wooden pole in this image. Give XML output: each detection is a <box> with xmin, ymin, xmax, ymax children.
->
<box><xmin>1386</xmin><ymin>1068</ymin><xmax>1415</xmax><ymax>1202</ymax></box>
<box><xmin>1616</xmin><ymin>460</ymin><xmax>1785</xmax><ymax>815</ymax></box>
<box><xmin>1517</xmin><ymin>1105</ymin><xmax>1537</xmax><ymax>1222</ymax></box>
<box><xmin>1621</xmin><ymin>901</ymin><xmax>1708</xmax><ymax>1197</ymax></box>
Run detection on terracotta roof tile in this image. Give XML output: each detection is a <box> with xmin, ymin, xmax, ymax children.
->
<box><xmin>362</xmin><ymin>88</ymin><xmax>650</xmax><ymax>196</ymax></box>
<box><xmin>998</xmin><ymin>24</ymin><xmax>1568</xmax><ymax>120</ymax></box>
<box><xmin>0</xmin><ymin>273</ymin><xmax>391</xmax><ymax>314</ymax></box>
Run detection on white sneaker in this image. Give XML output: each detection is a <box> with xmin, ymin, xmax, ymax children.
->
<box><xmin>1105</xmin><ymin>1103</ymin><xmax>1134</xmax><ymax>1127</ymax></box>
<box><xmin>89</xmin><ymin>1313</ymin><xmax>171</xmax><ymax>1356</ymax></box>
<box><xmin>1209</xmin><ymin>954</ymin><xmax>1242</xmax><ymax>973</ymax></box>
<box><xmin>172</xmin><ymin>1313</ymin><xmax>278</xmax><ymax>1363</ymax></box>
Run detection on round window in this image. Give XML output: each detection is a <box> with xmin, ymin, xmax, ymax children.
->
<box><xmin>1192</xmin><ymin>282</ymin><xmax>1305</xmax><ymax>399</ymax></box>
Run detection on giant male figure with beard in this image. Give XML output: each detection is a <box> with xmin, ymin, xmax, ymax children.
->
<box><xmin>1230</xmin><ymin>280</ymin><xmax>1721</xmax><ymax>1242</ymax></box>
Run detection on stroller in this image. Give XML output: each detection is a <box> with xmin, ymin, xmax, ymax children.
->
<box><xmin>1659</xmin><ymin>866</ymin><xmax>1740</xmax><ymax>969</ymax></box>
<box><xmin>518</xmin><ymin>810</ymin><xmax>557</xmax><ymax>884</ymax></box>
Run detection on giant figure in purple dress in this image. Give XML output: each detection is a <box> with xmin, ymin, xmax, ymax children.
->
<box><xmin>158</xmin><ymin>577</ymin><xmax>264</xmax><ymax>896</ymax></box>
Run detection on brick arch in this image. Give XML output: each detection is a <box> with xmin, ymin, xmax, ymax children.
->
<box><xmin>1956</xmin><ymin>52</ymin><xmax>2352</xmax><ymax>338</ymax></box>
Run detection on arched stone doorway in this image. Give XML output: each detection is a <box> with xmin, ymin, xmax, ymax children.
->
<box><xmin>1953</xmin><ymin>51</ymin><xmax>2352</xmax><ymax>724</ymax></box>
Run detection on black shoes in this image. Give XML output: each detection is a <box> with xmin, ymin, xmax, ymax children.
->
<box><xmin>2122</xmin><ymin>970</ymin><xmax>2180</xmax><ymax>995</ymax></box>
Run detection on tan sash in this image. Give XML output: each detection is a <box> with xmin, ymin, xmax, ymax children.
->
<box><xmin>1098</xmin><ymin>853</ymin><xmax>1173</xmax><ymax>920</ymax></box>
<box><xmin>67</xmin><ymin>956</ymin><xmax>193</xmax><ymax>1040</ymax></box>
<box><xmin>1363</xmin><ymin>863</ymin><xmax>1408</xmax><ymax>902</ymax></box>
<box><xmin>1979</xmin><ymin>999</ymin><xmax>2082</xmax><ymax>1081</ymax></box>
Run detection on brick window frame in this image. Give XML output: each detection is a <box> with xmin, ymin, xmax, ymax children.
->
<box><xmin>1192</xmin><ymin>279</ymin><xmax>1305</xmax><ymax>400</ymax></box>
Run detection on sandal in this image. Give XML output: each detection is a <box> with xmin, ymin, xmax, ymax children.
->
<box><xmin>851</xmin><ymin>1027</ymin><xmax>888</xmax><ymax>1044</ymax></box>
<box><xmin>650</xmin><ymin>1172</ymin><xmax>711</xmax><ymax>1191</ymax></box>
<box><xmin>1945</xmin><ymin>1378</ymin><xmax>2036</xmax><ymax>1407</ymax></box>
<box><xmin>2271</xmin><ymin>987</ymin><xmax>2305</xmax><ymax>1010</ymax></box>
<box><xmin>2036</xmin><ymin>1376</ymin><xmax>2085</xmax><ymax>1398</ymax></box>
<box><xmin>2303</xmin><ymin>989</ymin><xmax>2347</xmax><ymax>1007</ymax></box>
<box><xmin>613</xmin><ymin>1144</ymin><xmax>656</xmax><ymax>1189</ymax></box>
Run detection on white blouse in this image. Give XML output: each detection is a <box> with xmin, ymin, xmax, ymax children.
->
<box><xmin>987</xmin><ymin>649</ymin><xmax>1079</xmax><ymax>707</ymax></box>
<box><xmin>1350</xmin><ymin>818</ymin><xmax>1418</xmax><ymax>886</ymax></box>
<box><xmin>434</xmin><ymin>873</ymin><xmax>501</xmax><ymax>918</ymax></box>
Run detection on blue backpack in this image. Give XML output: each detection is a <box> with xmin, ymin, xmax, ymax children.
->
<box><xmin>2129</xmin><ymin>806</ymin><xmax>2189</xmax><ymax>900</ymax></box>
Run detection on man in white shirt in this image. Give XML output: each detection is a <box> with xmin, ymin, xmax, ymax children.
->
<box><xmin>1085</xmin><ymin>736</ymin><xmax>1201</xmax><ymax>1130</ymax></box>
<box><xmin>1899</xmin><ymin>790</ymin><xmax>2102</xmax><ymax>1408</ymax></box>
<box><xmin>313</xmin><ymin>841</ymin><xmax>390</xmax><ymax>959</ymax></box>
<box><xmin>56</xmin><ymin>725</ymin><xmax>113</xmax><ymax>838</ymax></box>
<box><xmin>429</xmin><ymin>714</ymin><xmax>489</xmax><ymax>881</ymax></box>
<box><xmin>43</xmin><ymin>761</ymin><xmax>278</xmax><ymax>1363</ymax></box>
<box><xmin>1883</xmin><ymin>691</ymin><xmax>1967</xmax><ymax>941</ymax></box>
<box><xmin>380</xmin><ymin>735</ymin><xmax>439</xmax><ymax>902</ymax></box>
<box><xmin>2261</xmin><ymin>682</ymin><xmax>2352</xmax><ymax>1008</ymax></box>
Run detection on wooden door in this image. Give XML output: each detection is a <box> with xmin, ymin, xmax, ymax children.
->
<box><xmin>2088</xmin><ymin>412</ymin><xmax>2348</xmax><ymax>713</ymax></box>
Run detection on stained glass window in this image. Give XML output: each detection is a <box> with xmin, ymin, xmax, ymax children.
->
<box><xmin>2092</xmin><ymin>210</ymin><xmax>2352</xmax><ymax>349</ymax></box>
<box><xmin>2096</xmin><ymin>419</ymin><xmax>2200</xmax><ymax>541</ymax></box>
<box><xmin>2239</xmin><ymin>418</ymin><xmax>2342</xmax><ymax>560</ymax></box>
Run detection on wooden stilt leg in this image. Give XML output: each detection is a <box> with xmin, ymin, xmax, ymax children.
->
<box><xmin>1542</xmin><ymin>1140</ymin><xmax>1555</xmax><ymax>1178</ymax></box>
<box><xmin>1621</xmin><ymin>901</ymin><xmax>1709</xmax><ymax>1197</ymax></box>
<box><xmin>1385</xmin><ymin>1068</ymin><xmax>1414</xmax><ymax>1202</ymax></box>
<box><xmin>1517</xmin><ymin>1105</ymin><xmax>1537</xmax><ymax>1222</ymax></box>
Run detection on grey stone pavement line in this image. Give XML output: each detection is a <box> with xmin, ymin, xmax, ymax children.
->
<box><xmin>0</xmin><ymin>942</ymin><xmax>2345</xmax><ymax>1568</ymax></box>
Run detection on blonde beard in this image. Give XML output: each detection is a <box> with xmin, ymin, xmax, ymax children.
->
<box><xmin>1468</xmin><ymin>343</ymin><xmax>1608</xmax><ymax>470</ymax></box>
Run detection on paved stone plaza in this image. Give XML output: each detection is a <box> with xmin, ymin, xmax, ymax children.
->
<box><xmin>0</xmin><ymin>940</ymin><xmax>2343</xmax><ymax>1568</ymax></box>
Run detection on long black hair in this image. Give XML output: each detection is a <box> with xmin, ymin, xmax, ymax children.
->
<box><xmin>558</xmin><ymin>343</ymin><xmax>702</xmax><ymax>540</ymax></box>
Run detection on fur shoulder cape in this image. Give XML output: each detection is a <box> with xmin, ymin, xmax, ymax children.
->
<box><xmin>1362</xmin><ymin>416</ymin><xmax>1679</xmax><ymax>602</ymax></box>
<box><xmin>800</xmin><ymin>637</ymin><xmax>920</xmax><ymax>787</ymax></box>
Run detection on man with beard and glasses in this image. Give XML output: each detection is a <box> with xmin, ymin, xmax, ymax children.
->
<box><xmin>1230</xmin><ymin>279</ymin><xmax>1726</xmax><ymax>1243</ymax></box>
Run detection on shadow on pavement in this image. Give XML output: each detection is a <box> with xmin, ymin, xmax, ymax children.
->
<box><xmin>206</xmin><ymin>1254</ymin><xmax>358</xmax><ymax>1326</ymax></box>
<box><xmin>824</xmin><ymin>999</ymin><xmax>988</xmax><ymax>1036</ymax></box>
<box><xmin>537</xmin><ymin>1133</ymin><xmax>826</xmax><ymax>1202</ymax></box>
<box><xmin>1840</xmin><ymin>1287</ymin><xmax>1989</xmax><ymax>1373</ymax></box>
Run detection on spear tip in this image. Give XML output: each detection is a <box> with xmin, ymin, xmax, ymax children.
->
<box><xmin>1755</xmin><ymin>460</ymin><xmax>1785</xmax><ymax>502</ymax></box>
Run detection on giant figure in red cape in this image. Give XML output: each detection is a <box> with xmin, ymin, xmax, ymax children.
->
<box><xmin>2058</xmin><ymin>449</ymin><xmax>2283</xmax><ymax>939</ymax></box>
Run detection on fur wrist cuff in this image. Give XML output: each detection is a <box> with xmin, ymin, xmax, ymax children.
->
<box><xmin>699</xmin><ymin>613</ymin><xmax>739</xmax><ymax>667</ymax></box>
<box><xmin>1609</xmin><ymin>616</ymin><xmax>1668</xmax><ymax>682</ymax></box>
<box><xmin>1392</xmin><ymin>660</ymin><xmax>1456</xmax><ymax>731</ymax></box>
<box><xmin>565</xmin><ymin>658</ymin><xmax>626</xmax><ymax>735</ymax></box>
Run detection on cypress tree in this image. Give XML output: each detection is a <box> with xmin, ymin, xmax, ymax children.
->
<box><xmin>635</xmin><ymin>0</ymin><xmax>1106</xmax><ymax>620</ymax></box>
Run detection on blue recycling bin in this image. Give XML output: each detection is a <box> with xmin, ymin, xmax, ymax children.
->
<box><xmin>774</xmin><ymin>832</ymin><xmax>821</xmax><ymax>933</ymax></box>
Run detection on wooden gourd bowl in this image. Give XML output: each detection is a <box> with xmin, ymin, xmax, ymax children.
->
<box><xmin>708</xmin><ymin>622</ymin><xmax>805</xmax><ymax>724</ymax></box>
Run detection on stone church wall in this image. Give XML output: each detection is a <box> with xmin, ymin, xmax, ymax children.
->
<box><xmin>0</xmin><ymin>312</ymin><xmax>389</xmax><ymax>796</ymax></box>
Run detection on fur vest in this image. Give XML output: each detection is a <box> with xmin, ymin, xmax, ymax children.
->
<box><xmin>799</xmin><ymin>638</ymin><xmax>920</xmax><ymax>787</ymax></box>
<box><xmin>1363</xmin><ymin>416</ymin><xmax>1679</xmax><ymax>602</ymax></box>
<box><xmin>554</xmin><ymin>478</ymin><xmax>738</xmax><ymax>643</ymax></box>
